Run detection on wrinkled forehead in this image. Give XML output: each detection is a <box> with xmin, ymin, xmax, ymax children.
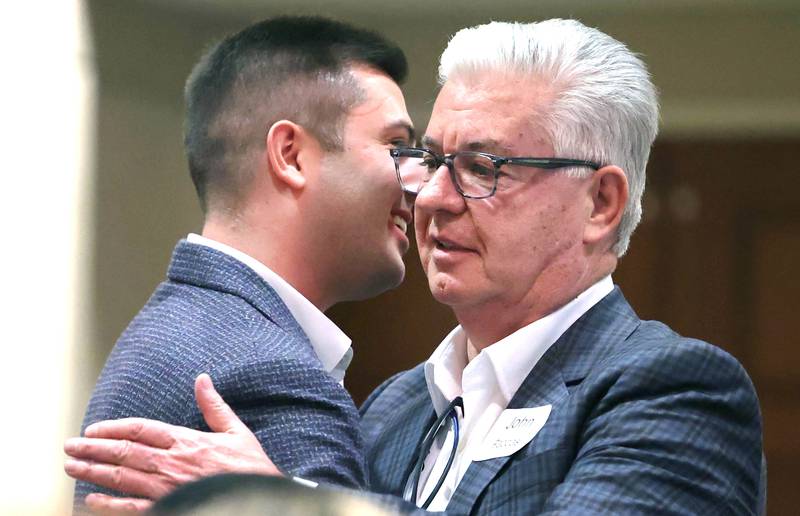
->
<box><xmin>424</xmin><ymin>76</ymin><xmax>554</xmax><ymax>154</ymax></box>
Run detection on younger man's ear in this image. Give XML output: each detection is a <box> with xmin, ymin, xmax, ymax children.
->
<box><xmin>264</xmin><ymin>120</ymin><xmax>320</xmax><ymax>190</ymax></box>
<box><xmin>583</xmin><ymin>165</ymin><xmax>629</xmax><ymax>245</ymax></box>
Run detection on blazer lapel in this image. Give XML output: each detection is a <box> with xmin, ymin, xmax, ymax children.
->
<box><xmin>447</xmin><ymin>348</ymin><xmax>569</xmax><ymax>514</ymax></box>
<box><xmin>553</xmin><ymin>287</ymin><xmax>640</xmax><ymax>386</ymax></box>
<box><xmin>446</xmin><ymin>287</ymin><xmax>640</xmax><ymax>514</ymax></box>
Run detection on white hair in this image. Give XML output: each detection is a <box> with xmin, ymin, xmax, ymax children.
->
<box><xmin>439</xmin><ymin>19</ymin><xmax>659</xmax><ymax>256</ymax></box>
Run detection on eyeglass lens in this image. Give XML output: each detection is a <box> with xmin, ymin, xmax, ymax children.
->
<box><xmin>395</xmin><ymin>150</ymin><xmax>496</xmax><ymax>197</ymax></box>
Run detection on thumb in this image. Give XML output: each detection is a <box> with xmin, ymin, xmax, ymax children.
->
<box><xmin>194</xmin><ymin>373</ymin><xmax>249</xmax><ymax>434</ymax></box>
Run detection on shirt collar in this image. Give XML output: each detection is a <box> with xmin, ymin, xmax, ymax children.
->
<box><xmin>424</xmin><ymin>326</ymin><xmax>469</xmax><ymax>415</ymax></box>
<box><xmin>424</xmin><ymin>276</ymin><xmax>614</xmax><ymax>414</ymax></box>
<box><xmin>186</xmin><ymin>234</ymin><xmax>352</xmax><ymax>378</ymax></box>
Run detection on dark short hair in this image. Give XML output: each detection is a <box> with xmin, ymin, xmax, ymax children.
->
<box><xmin>184</xmin><ymin>16</ymin><xmax>408</xmax><ymax>213</ymax></box>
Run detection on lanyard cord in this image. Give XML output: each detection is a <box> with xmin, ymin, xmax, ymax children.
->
<box><xmin>403</xmin><ymin>396</ymin><xmax>464</xmax><ymax>509</ymax></box>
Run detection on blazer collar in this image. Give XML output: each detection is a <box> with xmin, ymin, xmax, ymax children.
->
<box><xmin>551</xmin><ymin>287</ymin><xmax>641</xmax><ymax>385</ymax></box>
<box><xmin>446</xmin><ymin>287</ymin><xmax>640</xmax><ymax>513</ymax></box>
<box><xmin>166</xmin><ymin>240</ymin><xmax>308</xmax><ymax>340</ymax></box>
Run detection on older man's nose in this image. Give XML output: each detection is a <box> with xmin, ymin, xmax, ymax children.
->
<box><xmin>415</xmin><ymin>164</ymin><xmax>464</xmax><ymax>212</ymax></box>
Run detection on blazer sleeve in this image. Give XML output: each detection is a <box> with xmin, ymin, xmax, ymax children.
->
<box><xmin>212</xmin><ymin>354</ymin><xmax>366</xmax><ymax>489</ymax></box>
<box><xmin>540</xmin><ymin>338</ymin><xmax>763</xmax><ymax>515</ymax></box>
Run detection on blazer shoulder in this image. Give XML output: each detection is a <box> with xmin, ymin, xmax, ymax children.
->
<box><xmin>588</xmin><ymin>320</ymin><xmax>761</xmax><ymax>424</ymax></box>
<box><xmin>549</xmin><ymin>323</ymin><xmax>763</xmax><ymax>515</ymax></box>
<box><xmin>86</xmin><ymin>278</ymin><xmax>314</xmax><ymax>427</ymax></box>
<box><xmin>621</xmin><ymin>320</ymin><xmax>755</xmax><ymax>384</ymax></box>
<box><xmin>121</xmin><ymin>280</ymin><xmax>293</xmax><ymax>355</ymax></box>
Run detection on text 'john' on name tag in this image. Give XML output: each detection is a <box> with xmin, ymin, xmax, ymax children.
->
<box><xmin>473</xmin><ymin>405</ymin><xmax>552</xmax><ymax>461</ymax></box>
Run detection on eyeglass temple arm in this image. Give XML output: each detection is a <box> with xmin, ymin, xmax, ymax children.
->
<box><xmin>502</xmin><ymin>157</ymin><xmax>601</xmax><ymax>170</ymax></box>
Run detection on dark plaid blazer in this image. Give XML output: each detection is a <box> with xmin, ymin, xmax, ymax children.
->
<box><xmin>360</xmin><ymin>288</ymin><xmax>763</xmax><ymax>515</ymax></box>
<box><xmin>75</xmin><ymin>240</ymin><xmax>365</xmax><ymax>507</ymax></box>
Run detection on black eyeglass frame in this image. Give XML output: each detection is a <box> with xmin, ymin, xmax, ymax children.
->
<box><xmin>390</xmin><ymin>147</ymin><xmax>601</xmax><ymax>200</ymax></box>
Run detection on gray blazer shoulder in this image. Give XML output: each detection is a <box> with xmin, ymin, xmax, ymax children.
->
<box><xmin>76</xmin><ymin>241</ymin><xmax>365</xmax><ymax>506</ymax></box>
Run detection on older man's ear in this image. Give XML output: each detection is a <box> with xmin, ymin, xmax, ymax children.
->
<box><xmin>583</xmin><ymin>165</ymin><xmax>629</xmax><ymax>248</ymax></box>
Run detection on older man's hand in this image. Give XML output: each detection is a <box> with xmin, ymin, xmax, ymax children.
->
<box><xmin>64</xmin><ymin>374</ymin><xmax>280</xmax><ymax>510</ymax></box>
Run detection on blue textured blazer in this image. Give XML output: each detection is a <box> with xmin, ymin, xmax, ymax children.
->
<box><xmin>76</xmin><ymin>240</ymin><xmax>365</xmax><ymax>505</ymax></box>
<box><xmin>360</xmin><ymin>288</ymin><xmax>763</xmax><ymax>515</ymax></box>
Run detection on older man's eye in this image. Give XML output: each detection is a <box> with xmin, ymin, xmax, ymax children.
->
<box><xmin>460</xmin><ymin>158</ymin><xmax>494</xmax><ymax>178</ymax></box>
<box><xmin>469</xmin><ymin>164</ymin><xmax>494</xmax><ymax>178</ymax></box>
<box><xmin>420</xmin><ymin>156</ymin><xmax>440</xmax><ymax>171</ymax></box>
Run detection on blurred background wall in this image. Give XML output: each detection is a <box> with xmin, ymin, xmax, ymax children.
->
<box><xmin>2</xmin><ymin>0</ymin><xmax>797</xmax><ymax>513</ymax></box>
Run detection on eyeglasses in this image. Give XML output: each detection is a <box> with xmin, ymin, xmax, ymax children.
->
<box><xmin>402</xmin><ymin>396</ymin><xmax>463</xmax><ymax>509</ymax></box>
<box><xmin>390</xmin><ymin>147</ymin><xmax>601</xmax><ymax>200</ymax></box>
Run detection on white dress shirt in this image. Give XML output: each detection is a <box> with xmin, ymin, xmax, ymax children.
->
<box><xmin>187</xmin><ymin>233</ymin><xmax>352</xmax><ymax>383</ymax></box>
<box><xmin>416</xmin><ymin>276</ymin><xmax>614</xmax><ymax>510</ymax></box>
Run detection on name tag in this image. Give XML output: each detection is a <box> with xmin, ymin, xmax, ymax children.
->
<box><xmin>472</xmin><ymin>405</ymin><xmax>552</xmax><ymax>461</ymax></box>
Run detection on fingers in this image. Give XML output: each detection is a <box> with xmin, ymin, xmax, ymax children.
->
<box><xmin>84</xmin><ymin>418</ymin><xmax>177</xmax><ymax>449</ymax></box>
<box><xmin>85</xmin><ymin>493</ymin><xmax>152</xmax><ymax>515</ymax></box>
<box><xmin>65</xmin><ymin>459</ymin><xmax>172</xmax><ymax>499</ymax></box>
<box><xmin>195</xmin><ymin>373</ymin><xmax>248</xmax><ymax>434</ymax></box>
<box><xmin>65</xmin><ymin>437</ymin><xmax>160</xmax><ymax>472</ymax></box>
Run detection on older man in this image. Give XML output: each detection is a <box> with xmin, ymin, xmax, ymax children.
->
<box><xmin>66</xmin><ymin>19</ymin><xmax>763</xmax><ymax>515</ymax></box>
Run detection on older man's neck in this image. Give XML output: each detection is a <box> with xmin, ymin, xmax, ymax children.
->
<box><xmin>458</xmin><ymin>262</ymin><xmax>615</xmax><ymax>355</ymax></box>
<box><xmin>457</xmin><ymin>302</ymin><xmax>556</xmax><ymax>353</ymax></box>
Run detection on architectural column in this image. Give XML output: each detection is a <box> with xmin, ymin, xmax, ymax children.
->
<box><xmin>0</xmin><ymin>0</ymin><xmax>96</xmax><ymax>512</ymax></box>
